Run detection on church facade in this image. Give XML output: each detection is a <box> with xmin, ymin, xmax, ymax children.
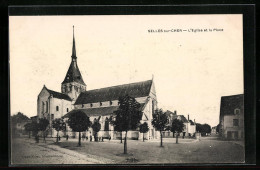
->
<box><xmin>37</xmin><ymin>27</ymin><xmax>158</xmax><ymax>140</ymax></box>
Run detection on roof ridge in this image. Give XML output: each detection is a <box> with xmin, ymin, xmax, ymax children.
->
<box><xmin>46</xmin><ymin>87</ymin><xmax>62</xmax><ymax>94</ymax></box>
<box><xmin>82</xmin><ymin>79</ymin><xmax>152</xmax><ymax>93</ymax></box>
<box><xmin>45</xmin><ymin>87</ymin><xmax>72</xmax><ymax>101</ymax></box>
<box><xmin>221</xmin><ymin>94</ymin><xmax>244</xmax><ymax>98</ymax></box>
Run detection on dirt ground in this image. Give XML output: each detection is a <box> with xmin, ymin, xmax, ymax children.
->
<box><xmin>11</xmin><ymin>137</ymin><xmax>114</xmax><ymax>165</ymax></box>
<box><xmin>10</xmin><ymin>136</ymin><xmax>244</xmax><ymax>165</ymax></box>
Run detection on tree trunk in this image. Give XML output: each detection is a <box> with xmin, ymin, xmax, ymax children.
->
<box><xmin>56</xmin><ymin>131</ymin><xmax>59</xmax><ymax>143</ymax></box>
<box><xmin>173</xmin><ymin>132</ymin><xmax>175</xmax><ymax>138</ymax></box>
<box><xmin>78</xmin><ymin>132</ymin><xmax>81</xmax><ymax>146</ymax></box>
<box><xmin>176</xmin><ymin>133</ymin><xmax>178</xmax><ymax>144</ymax></box>
<box><xmin>143</xmin><ymin>133</ymin><xmax>145</xmax><ymax>142</ymax></box>
<box><xmin>124</xmin><ymin>131</ymin><xmax>128</xmax><ymax>154</ymax></box>
<box><xmin>120</xmin><ymin>132</ymin><xmax>123</xmax><ymax>143</ymax></box>
<box><xmin>160</xmin><ymin>130</ymin><xmax>163</xmax><ymax>147</ymax></box>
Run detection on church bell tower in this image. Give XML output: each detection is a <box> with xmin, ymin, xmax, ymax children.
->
<box><xmin>61</xmin><ymin>26</ymin><xmax>86</xmax><ymax>102</ymax></box>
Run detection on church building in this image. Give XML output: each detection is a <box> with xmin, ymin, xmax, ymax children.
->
<box><xmin>37</xmin><ymin>27</ymin><xmax>158</xmax><ymax>140</ymax></box>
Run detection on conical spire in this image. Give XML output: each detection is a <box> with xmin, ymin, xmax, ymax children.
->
<box><xmin>72</xmin><ymin>25</ymin><xmax>77</xmax><ymax>60</ymax></box>
<box><xmin>62</xmin><ymin>26</ymin><xmax>86</xmax><ymax>86</ymax></box>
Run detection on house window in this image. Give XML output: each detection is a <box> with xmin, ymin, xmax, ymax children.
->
<box><xmin>118</xmin><ymin>101</ymin><xmax>120</xmax><ymax>105</ymax></box>
<box><xmin>51</xmin><ymin>114</ymin><xmax>54</xmax><ymax>120</ymax></box>
<box><xmin>100</xmin><ymin>102</ymin><xmax>102</xmax><ymax>106</ymax></box>
<box><xmin>234</xmin><ymin>108</ymin><xmax>240</xmax><ymax>115</ymax></box>
<box><xmin>233</xmin><ymin>119</ymin><xmax>239</xmax><ymax>126</ymax></box>
<box><xmin>82</xmin><ymin>104</ymin><xmax>84</xmax><ymax>108</ymax></box>
<box><xmin>56</xmin><ymin>106</ymin><xmax>59</xmax><ymax>111</ymax></box>
<box><xmin>67</xmin><ymin>108</ymin><xmax>69</xmax><ymax>112</ymax></box>
<box><xmin>90</xmin><ymin>103</ymin><xmax>93</xmax><ymax>107</ymax></box>
<box><xmin>110</xmin><ymin>101</ymin><xmax>113</xmax><ymax>105</ymax></box>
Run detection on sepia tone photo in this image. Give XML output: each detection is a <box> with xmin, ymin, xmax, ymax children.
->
<box><xmin>9</xmin><ymin>14</ymin><xmax>244</xmax><ymax>165</ymax></box>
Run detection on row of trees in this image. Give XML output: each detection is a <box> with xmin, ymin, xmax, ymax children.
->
<box><xmin>22</xmin><ymin>95</ymin><xmax>185</xmax><ymax>154</ymax></box>
<box><xmin>24</xmin><ymin>118</ymin><xmax>49</xmax><ymax>142</ymax></box>
<box><xmin>195</xmin><ymin>123</ymin><xmax>211</xmax><ymax>136</ymax></box>
<box><xmin>20</xmin><ymin>94</ymin><xmax>211</xmax><ymax>155</ymax></box>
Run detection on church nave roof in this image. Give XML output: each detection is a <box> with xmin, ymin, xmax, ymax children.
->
<box><xmin>74</xmin><ymin>80</ymin><xmax>153</xmax><ymax>105</ymax></box>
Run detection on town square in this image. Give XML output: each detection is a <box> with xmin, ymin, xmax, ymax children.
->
<box><xmin>10</xmin><ymin>15</ymin><xmax>244</xmax><ymax>165</ymax></box>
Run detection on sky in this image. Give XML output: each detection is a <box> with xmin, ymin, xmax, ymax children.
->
<box><xmin>9</xmin><ymin>15</ymin><xmax>243</xmax><ymax>126</ymax></box>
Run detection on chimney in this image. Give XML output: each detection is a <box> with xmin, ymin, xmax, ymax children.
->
<box><xmin>188</xmin><ymin>114</ymin><xmax>189</xmax><ymax>120</ymax></box>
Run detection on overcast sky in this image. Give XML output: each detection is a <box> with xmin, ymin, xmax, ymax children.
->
<box><xmin>9</xmin><ymin>15</ymin><xmax>243</xmax><ymax>126</ymax></box>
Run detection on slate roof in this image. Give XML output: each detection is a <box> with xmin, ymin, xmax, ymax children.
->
<box><xmin>61</xmin><ymin>27</ymin><xmax>86</xmax><ymax>86</ymax></box>
<box><xmin>165</xmin><ymin>110</ymin><xmax>176</xmax><ymax>117</ymax></box>
<box><xmin>74</xmin><ymin>80</ymin><xmax>153</xmax><ymax>105</ymax></box>
<box><xmin>177</xmin><ymin>115</ymin><xmax>189</xmax><ymax>123</ymax></box>
<box><xmin>62</xmin><ymin>61</ymin><xmax>86</xmax><ymax>85</ymax></box>
<box><xmin>220</xmin><ymin>94</ymin><xmax>244</xmax><ymax>116</ymax></box>
<box><xmin>189</xmin><ymin>120</ymin><xmax>195</xmax><ymax>125</ymax></box>
<box><xmin>46</xmin><ymin>87</ymin><xmax>72</xmax><ymax>101</ymax></box>
<box><xmin>63</xmin><ymin>103</ymin><xmax>145</xmax><ymax>118</ymax></box>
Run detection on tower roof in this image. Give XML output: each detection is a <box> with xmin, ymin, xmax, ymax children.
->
<box><xmin>62</xmin><ymin>26</ymin><xmax>86</xmax><ymax>85</ymax></box>
<box><xmin>72</xmin><ymin>25</ymin><xmax>76</xmax><ymax>59</ymax></box>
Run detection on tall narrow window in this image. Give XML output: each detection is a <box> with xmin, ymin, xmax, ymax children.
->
<box><xmin>46</xmin><ymin>101</ymin><xmax>48</xmax><ymax>113</ymax></box>
<box><xmin>90</xmin><ymin>103</ymin><xmax>93</xmax><ymax>107</ymax></box>
<box><xmin>104</xmin><ymin>117</ymin><xmax>109</xmax><ymax>131</ymax></box>
<box><xmin>42</xmin><ymin>102</ymin><xmax>45</xmax><ymax>113</ymax></box>
<box><xmin>100</xmin><ymin>102</ymin><xmax>102</xmax><ymax>106</ymax></box>
<box><xmin>152</xmin><ymin>100</ymin><xmax>155</xmax><ymax>114</ymax></box>
<box><xmin>56</xmin><ymin>106</ymin><xmax>59</xmax><ymax>111</ymax></box>
<box><xmin>67</xmin><ymin>108</ymin><xmax>69</xmax><ymax>112</ymax></box>
<box><xmin>110</xmin><ymin>101</ymin><xmax>113</xmax><ymax>105</ymax></box>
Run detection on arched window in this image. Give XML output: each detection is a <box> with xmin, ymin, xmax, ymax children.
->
<box><xmin>234</xmin><ymin>108</ymin><xmax>240</xmax><ymax>115</ymax></box>
<box><xmin>110</xmin><ymin>101</ymin><xmax>113</xmax><ymax>105</ymax></box>
<box><xmin>46</xmin><ymin>101</ymin><xmax>48</xmax><ymax>113</ymax></box>
<box><xmin>90</xmin><ymin>103</ymin><xmax>93</xmax><ymax>107</ymax></box>
<box><xmin>100</xmin><ymin>102</ymin><xmax>102</xmax><ymax>106</ymax></box>
<box><xmin>104</xmin><ymin>117</ymin><xmax>109</xmax><ymax>131</ymax></box>
<box><xmin>67</xmin><ymin>108</ymin><xmax>69</xmax><ymax>112</ymax></box>
<box><xmin>56</xmin><ymin>106</ymin><xmax>59</xmax><ymax>111</ymax></box>
<box><xmin>82</xmin><ymin>104</ymin><xmax>84</xmax><ymax>108</ymax></box>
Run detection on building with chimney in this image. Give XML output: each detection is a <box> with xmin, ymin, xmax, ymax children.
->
<box><xmin>162</xmin><ymin>110</ymin><xmax>196</xmax><ymax>138</ymax></box>
<box><xmin>36</xmin><ymin>26</ymin><xmax>158</xmax><ymax>140</ymax></box>
<box><xmin>219</xmin><ymin>94</ymin><xmax>244</xmax><ymax>140</ymax></box>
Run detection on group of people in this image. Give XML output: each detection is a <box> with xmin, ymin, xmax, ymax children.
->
<box><xmin>81</xmin><ymin>134</ymin><xmax>111</xmax><ymax>142</ymax></box>
<box><xmin>34</xmin><ymin>133</ymin><xmax>112</xmax><ymax>143</ymax></box>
